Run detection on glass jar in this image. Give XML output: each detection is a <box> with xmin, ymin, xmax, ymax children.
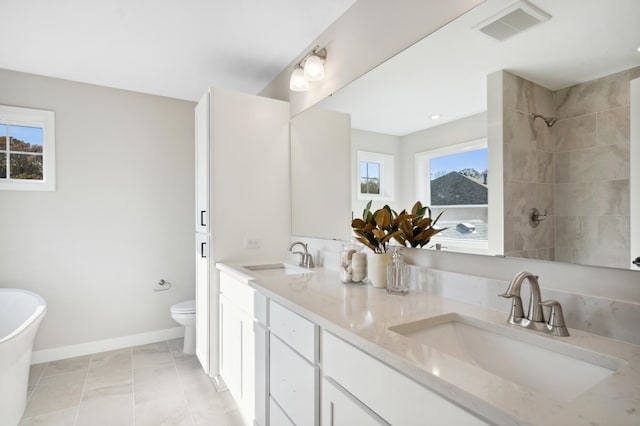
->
<box><xmin>387</xmin><ymin>248</ymin><xmax>409</xmax><ymax>294</ymax></box>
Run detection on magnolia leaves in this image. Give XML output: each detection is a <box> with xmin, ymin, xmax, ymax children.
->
<box><xmin>401</xmin><ymin>201</ymin><xmax>446</xmax><ymax>248</ymax></box>
<box><xmin>351</xmin><ymin>201</ymin><xmax>446</xmax><ymax>253</ymax></box>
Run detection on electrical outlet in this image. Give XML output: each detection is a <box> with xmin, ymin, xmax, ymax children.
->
<box><xmin>244</xmin><ymin>238</ymin><xmax>262</xmax><ymax>249</ymax></box>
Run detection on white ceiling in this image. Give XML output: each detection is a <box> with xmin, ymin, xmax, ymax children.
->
<box><xmin>0</xmin><ymin>0</ymin><xmax>356</xmax><ymax>101</ymax></box>
<box><xmin>318</xmin><ymin>0</ymin><xmax>640</xmax><ymax>136</ymax></box>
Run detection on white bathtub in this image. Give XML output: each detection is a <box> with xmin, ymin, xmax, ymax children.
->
<box><xmin>0</xmin><ymin>289</ymin><xmax>47</xmax><ymax>426</ymax></box>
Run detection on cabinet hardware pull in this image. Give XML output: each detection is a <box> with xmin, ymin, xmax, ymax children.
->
<box><xmin>200</xmin><ymin>210</ymin><xmax>206</xmax><ymax>227</ymax></box>
<box><xmin>201</xmin><ymin>242</ymin><xmax>207</xmax><ymax>258</ymax></box>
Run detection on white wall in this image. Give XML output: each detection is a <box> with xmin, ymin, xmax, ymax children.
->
<box><xmin>291</xmin><ymin>108</ymin><xmax>351</xmax><ymax>241</ymax></box>
<box><xmin>210</xmin><ymin>88</ymin><xmax>291</xmax><ymax>263</ymax></box>
<box><xmin>0</xmin><ymin>69</ymin><xmax>195</xmax><ymax>352</ymax></box>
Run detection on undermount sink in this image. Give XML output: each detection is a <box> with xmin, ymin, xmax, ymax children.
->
<box><xmin>243</xmin><ymin>263</ymin><xmax>312</xmax><ymax>276</ymax></box>
<box><xmin>389</xmin><ymin>313</ymin><xmax>625</xmax><ymax>402</ymax></box>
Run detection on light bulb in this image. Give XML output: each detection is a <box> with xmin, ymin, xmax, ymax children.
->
<box><xmin>304</xmin><ymin>54</ymin><xmax>325</xmax><ymax>82</ymax></box>
<box><xmin>289</xmin><ymin>67</ymin><xmax>309</xmax><ymax>92</ymax></box>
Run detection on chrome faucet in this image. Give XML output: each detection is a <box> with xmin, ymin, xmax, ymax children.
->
<box><xmin>288</xmin><ymin>241</ymin><xmax>314</xmax><ymax>269</ymax></box>
<box><xmin>499</xmin><ymin>272</ymin><xmax>569</xmax><ymax>336</ymax></box>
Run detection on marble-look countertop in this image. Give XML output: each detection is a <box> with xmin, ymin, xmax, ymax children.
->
<box><xmin>216</xmin><ymin>263</ymin><xmax>640</xmax><ymax>425</ymax></box>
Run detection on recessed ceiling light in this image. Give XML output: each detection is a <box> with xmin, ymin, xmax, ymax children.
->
<box><xmin>430</xmin><ymin>114</ymin><xmax>441</xmax><ymax>120</ymax></box>
<box><xmin>637</xmin><ymin>46</ymin><xmax>640</xmax><ymax>52</ymax></box>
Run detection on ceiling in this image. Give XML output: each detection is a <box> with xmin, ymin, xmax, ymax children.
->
<box><xmin>318</xmin><ymin>0</ymin><xmax>640</xmax><ymax>136</ymax></box>
<box><xmin>0</xmin><ymin>0</ymin><xmax>356</xmax><ymax>101</ymax></box>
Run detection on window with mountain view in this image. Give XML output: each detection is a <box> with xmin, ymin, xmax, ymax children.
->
<box><xmin>0</xmin><ymin>105</ymin><xmax>55</xmax><ymax>191</ymax></box>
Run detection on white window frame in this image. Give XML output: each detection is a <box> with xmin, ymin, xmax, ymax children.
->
<box><xmin>415</xmin><ymin>138</ymin><xmax>488</xmax><ymax>253</ymax></box>
<box><xmin>0</xmin><ymin>105</ymin><xmax>55</xmax><ymax>191</ymax></box>
<box><xmin>357</xmin><ymin>150</ymin><xmax>394</xmax><ymax>201</ymax></box>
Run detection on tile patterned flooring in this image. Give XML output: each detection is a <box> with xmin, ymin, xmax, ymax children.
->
<box><xmin>20</xmin><ymin>338</ymin><xmax>244</xmax><ymax>426</ymax></box>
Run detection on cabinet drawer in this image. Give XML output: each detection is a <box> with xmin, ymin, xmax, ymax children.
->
<box><xmin>269</xmin><ymin>300</ymin><xmax>318</xmax><ymax>362</ymax></box>
<box><xmin>220</xmin><ymin>271</ymin><xmax>267</xmax><ymax>317</ymax></box>
<box><xmin>270</xmin><ymin>335</ymin><xmax>318</xmax><ymax>426</ymax></box>
<box><xmin>322</xmin><ymin>378</ymin><xmax>386</xmax><ymax>426</ymax></box>
<box><xmin>269</xmin><ymin>397</ymin><xmax>294</xmax><ymax>426</ymax></box>
<box><xmin>322</xmin><ymin>331</ymin><xmax>487</xmax><ymax>426</ymax></box>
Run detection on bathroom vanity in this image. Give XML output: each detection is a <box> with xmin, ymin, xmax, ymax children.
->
<box><xmin>216</xmin><ymin>263</ymin><xmax>640</xmax><ymax>425</ymax></box>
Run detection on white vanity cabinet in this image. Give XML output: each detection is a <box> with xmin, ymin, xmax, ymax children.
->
<box><xmin>322</xmin><ymin>331</ymin><xmax>488</xmax><ymax>426</ymax></box>
<box><xmin>269</xmin><ymin>300</ymin><xmax>320</xmax><ymax>426</ymax></box>
<box><xmin>218</xmin><ymin>270</ymin><xmax>269</xmax><ymax>426</ymax></box>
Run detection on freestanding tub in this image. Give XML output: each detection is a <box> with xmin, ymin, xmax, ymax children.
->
<box><xmin>0</xmin><ymin>289</ymin><xmax>47</xmax><ymax>426</ymax></box>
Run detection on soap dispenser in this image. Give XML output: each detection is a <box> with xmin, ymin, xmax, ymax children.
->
<box><xmin>387</xmin><ymin>247</ymin><xmax>408</xmax><ymax>295</ymax></box>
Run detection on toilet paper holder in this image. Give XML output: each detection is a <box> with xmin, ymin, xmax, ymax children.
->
<box><xmin>153</xmin><ymin>279</ymin><xmax>171</xmax><ymax>291</ymax></box>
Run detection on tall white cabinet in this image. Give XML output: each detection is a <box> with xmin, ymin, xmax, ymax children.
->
<box><xmin>195</xmin><ymin>93</ymin><xmax>211</xmax><ymax>373</ymax></box>
<box><xmin>194</xmin><ymin>88</ymin><xmax>290</xmax><ymax>396</ymax></box>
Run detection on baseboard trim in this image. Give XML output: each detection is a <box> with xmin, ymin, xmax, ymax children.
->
<box><xmin>31</xmin><ymin>327</ymin><xmax>184</xmax><ymax>364</ymax></box>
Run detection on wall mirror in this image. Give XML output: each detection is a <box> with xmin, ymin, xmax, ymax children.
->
<box><xmin>290</xmin><ymin>0</ymin><xmax>640</xmax><ymax>271</ymax></box>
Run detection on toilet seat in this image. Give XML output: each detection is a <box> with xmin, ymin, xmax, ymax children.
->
<box><xmin>171</xmin><ymin>299</ymin><xmax>195</xmax><ymax>314</ymax></box>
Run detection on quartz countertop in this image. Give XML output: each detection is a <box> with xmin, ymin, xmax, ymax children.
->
<box><xmin>216</xmin><ymin>263</ymin><xmax>640</xmax><ymax>425</ymax></box>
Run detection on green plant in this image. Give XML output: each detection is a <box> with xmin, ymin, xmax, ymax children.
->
<box><xmin>352</xmin><ymin>201</ymin><xmax>447</xmax><ymax>252</ymax></box>
<box><xmin>396</xmin><ymin>201</ymin><xmax>446</xmax><ymax>248</ymax></box>
<box><xmin>351</xmin><ymin>201</ymin><xmax>416</xmax><ymax>253</ymax></box>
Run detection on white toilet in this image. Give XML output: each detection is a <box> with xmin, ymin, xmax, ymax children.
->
<box><xmin>170</xmin><ymin>300</ymin><xmax>196</xmax><ymax>354</ymax></box>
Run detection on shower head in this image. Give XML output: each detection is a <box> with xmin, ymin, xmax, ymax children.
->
<box><xmin>531</xmin><ymin>113</ymin><xmax>557</xmax><ymax>127</ymax></box>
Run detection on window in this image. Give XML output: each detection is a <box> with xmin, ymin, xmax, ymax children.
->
<box><xmin>360</xmin><ymin>161</ymin><xmax>380</xmax><ymax>195</ymax></box>
<box><xmin>357</xmin><ymin>150</ymin><xmax>394</xmax><ymax>201</ymax></box>
<box><xmin>0</xmin><ymin>105</ymin><xmax>55</xmax><ymax>191</ymax></box>
<box><xmin>415</xmin><ymin>139</ymin><xmax>488</xmax><ymax>249</ymax></box>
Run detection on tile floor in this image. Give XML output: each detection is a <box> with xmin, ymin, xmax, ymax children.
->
<box><xmin>20</xmin><ymin>338</ymin><xmax>244</xmax><ymax>426</ymax></box>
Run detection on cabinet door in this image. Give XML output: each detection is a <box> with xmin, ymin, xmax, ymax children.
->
<box><xmin>270</xmin><ymin>397</ymin><xmax>294</xmax><ymax>426</ymax></box>
<box><xmin>195</xmin><ymin>92</ymin><xmax>209</xmax><ymax>234</ymax></box>
<box><xmin>219</xmin><ymin>295</ymin><xmax>242</xmax><ymax>401</ymax></box>
<box><xmin>322</xmin><ymin>379</ymin><xmax>386</xmax><ymax>426</ymax></box>
<box><xmin>254</xmin><ymin>323</ymin><xmax>268</xmax><ymax>426</ymax></box>
<box><xmin>195</xmin><ymin>233</ymin><xmax>209</xmax><ymax>373</ymax></box>
<box><xmin>240</xmin><ymin>312</ymin><xmax>255</xmax><ymax>424</ymax></box>
<box><xmin>270</xmin><ymin>335</ymin><xmax>318</xmax><ymax>426</ymax></box>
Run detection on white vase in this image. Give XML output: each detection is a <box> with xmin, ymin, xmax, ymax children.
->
<box><xmin>368</xmin><ymin>252</ymin><xmax>392</xmax><ymax>288</ymax></box>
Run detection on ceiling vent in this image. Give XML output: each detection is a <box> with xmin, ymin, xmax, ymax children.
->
<box><xmin>474</xmin><ymin>0</ymin><xmax>551</xmax><ymax>41</ymax></box>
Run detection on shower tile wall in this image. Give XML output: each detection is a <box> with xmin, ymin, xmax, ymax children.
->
<box><xmin>553</xmin><ymin>68</ymin><xmax>635</xmax><ymax>268</ymax></box>
<box><xmin>502</xmin><ymin>71</ymin><xmax>555</xmax><ymax>260</ymax></box>
<box><xmin>500</xmin><ymin>67</ymin><xmax>637</xmax><ymax>267</ymax></box>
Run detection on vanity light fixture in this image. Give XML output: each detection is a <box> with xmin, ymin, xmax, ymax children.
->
<box><xmin>289</xmin><ymin>65</ymin><xmax>309</xmax><ymax>92</ymax></box>
<box><xmin>289</xmin><ymin>45</ymin><xmax>327</xmax><ymax>92</ymax></box>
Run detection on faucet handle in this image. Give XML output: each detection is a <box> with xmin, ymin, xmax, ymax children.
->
<box><xmin>540</xmin><ymin>300</ymin><xmax>570</xmax><ymax>336</ymax></box>
<box><xmin>304</xmin><ymin>253</ymin><xmax>315</xmax><ymax>269</ymax></box>
<box><xmin>499</xmin><ymin>293</ymin><xmax>524</xmax><ymax>323</ymax></box>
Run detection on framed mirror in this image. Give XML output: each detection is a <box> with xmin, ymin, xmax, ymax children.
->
<box><xmin>290</xmin><ymin>0</ymin><xmax>640</xmax><ymax>270</ymax></box>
